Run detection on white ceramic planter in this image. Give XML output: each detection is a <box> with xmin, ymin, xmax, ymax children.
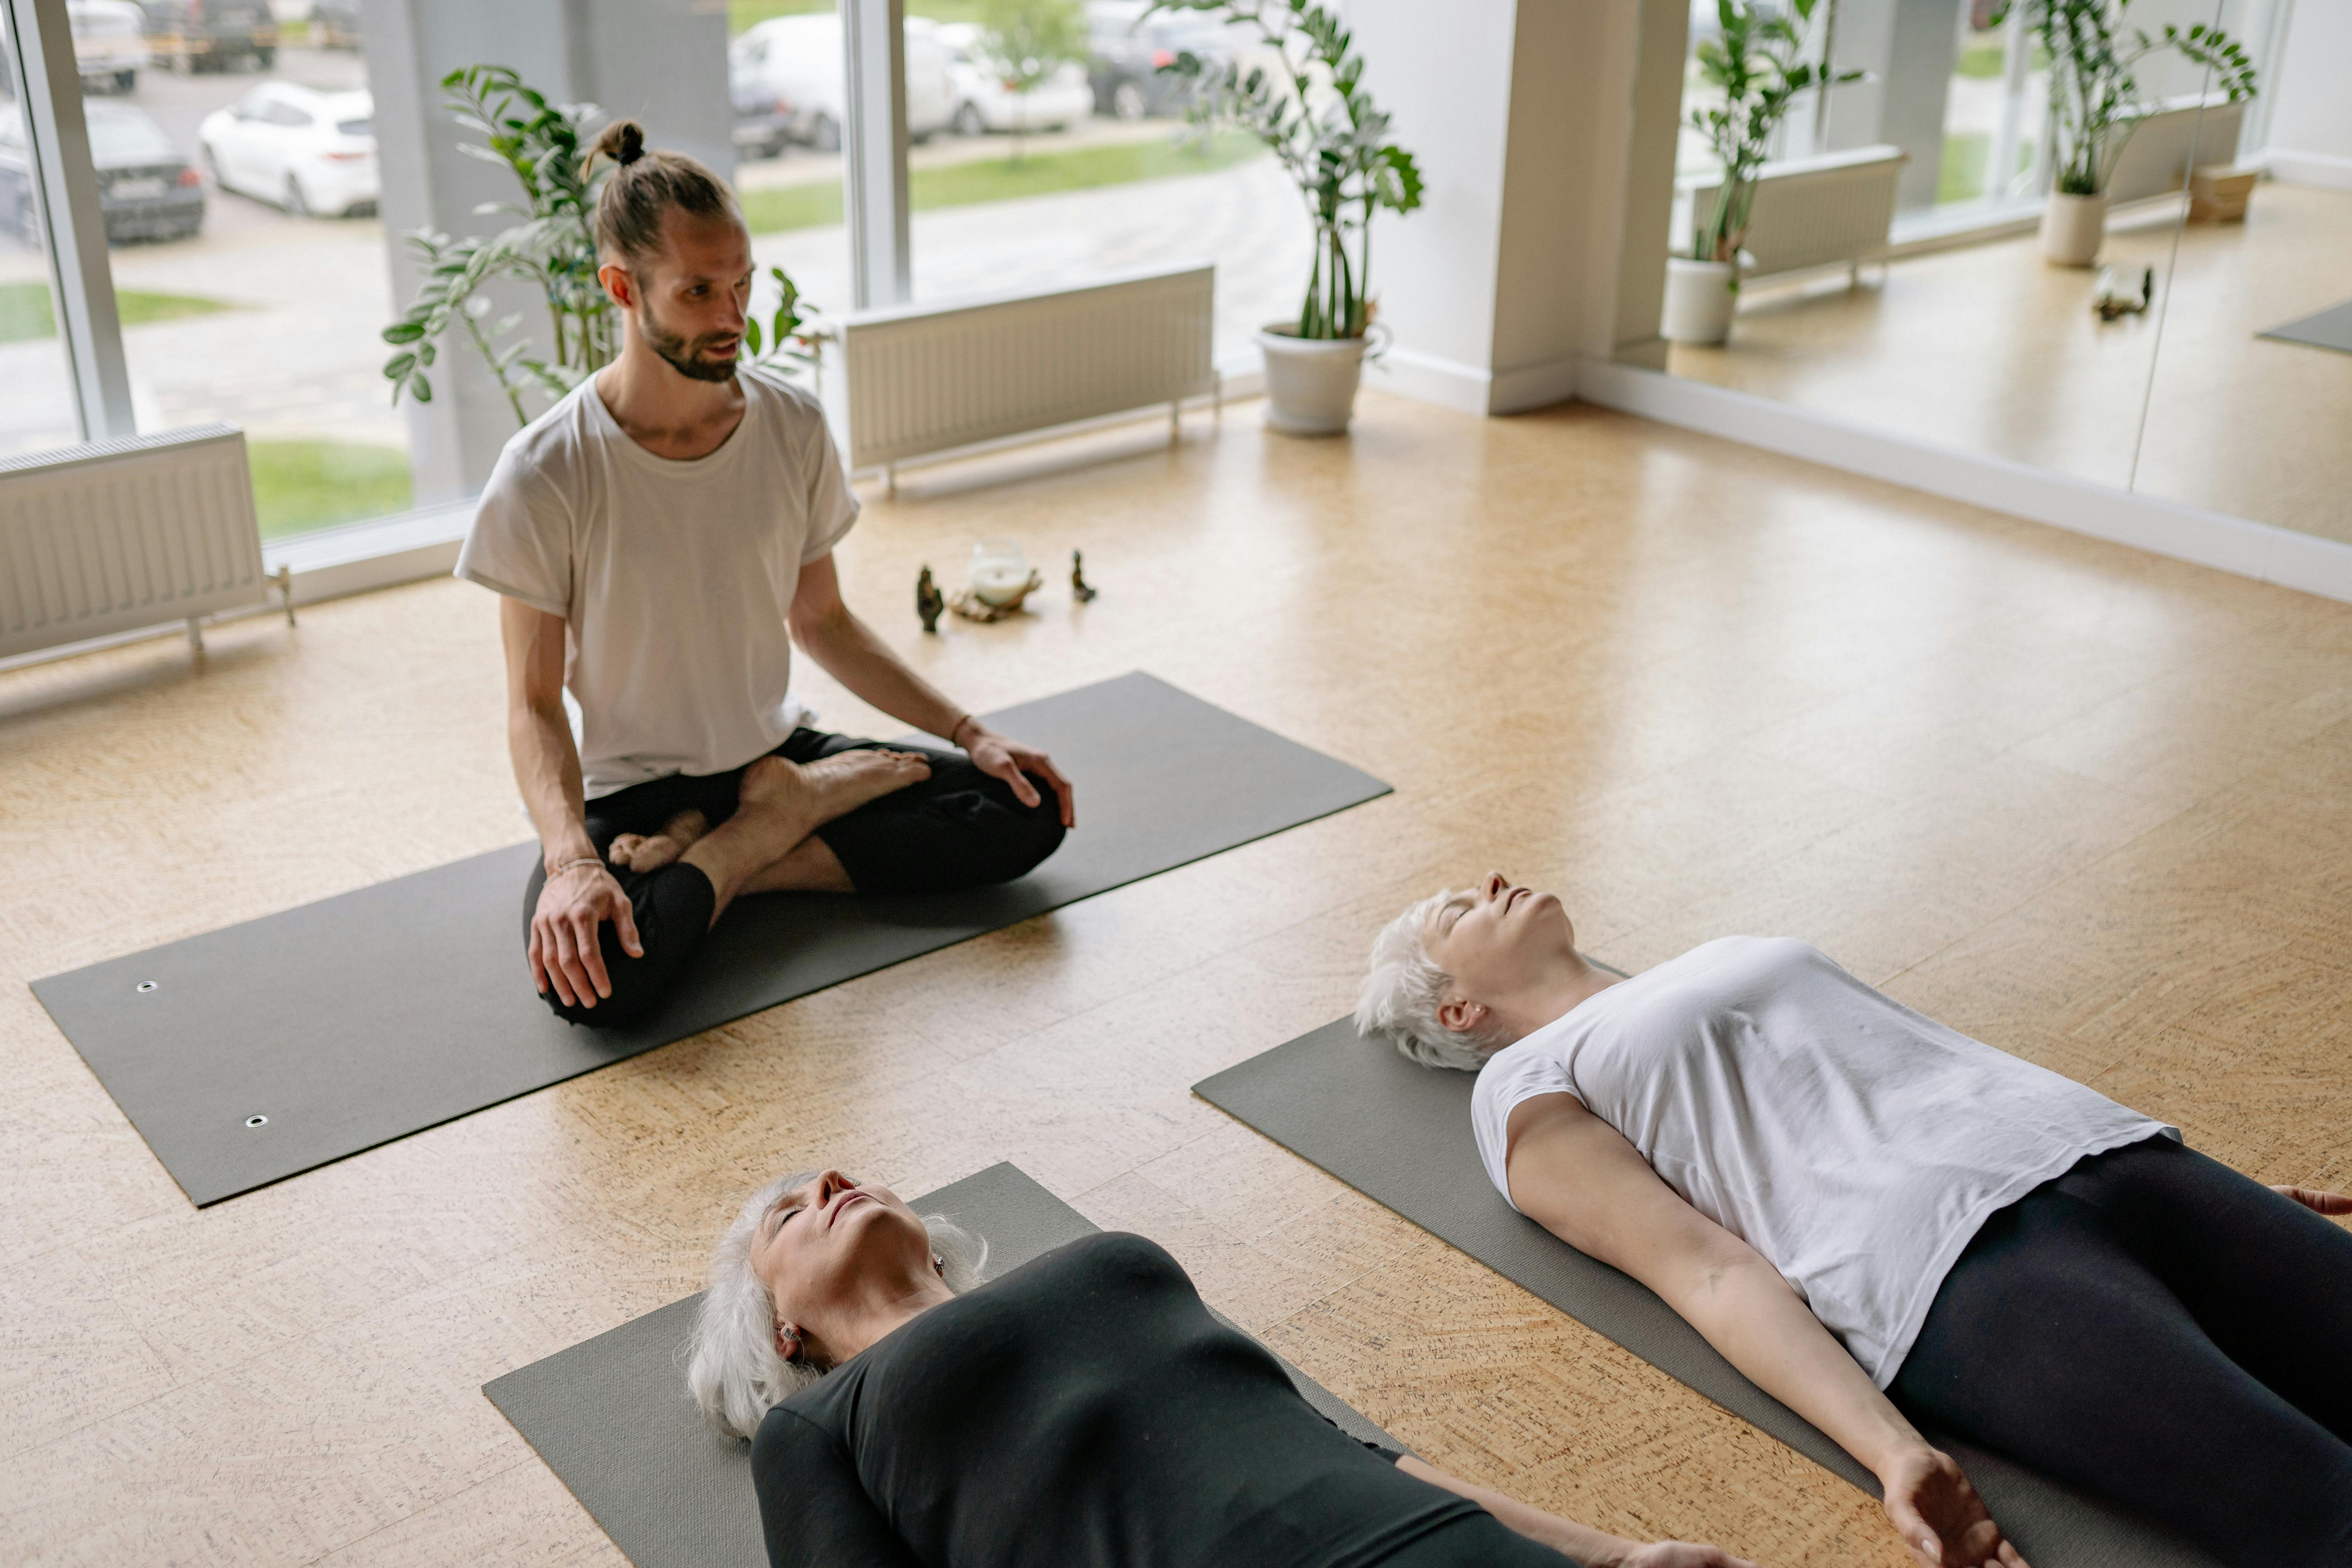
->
<box><xmin>1257</xmin><ymin>326</ymin><xmax>1380</xmax><ymax>435</ymax></box>
<box><xmin>2041</xmin><ymin>191</ymin><xmax>2108</xmax><ymax>267</ymax></box>
<box><xmin>1661</xmin><ymin>257</ymin><xmax>1738</xmax><ymax>345</ymax></box>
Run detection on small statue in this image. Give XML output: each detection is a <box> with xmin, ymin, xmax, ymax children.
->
<box><xmin>2092</xmin><ymin>265</ymin><xmax>2154</xmax><ymax>322</ymax></box>
<box><xmin>1071</xmin><ymin>549</ymin><xmax>1098</xmax><ymax>603</ymax></box>
<box><xmin>916</xmin><ymin>565</ymin><xmax>944</xmax><ymax>633</ymax></box>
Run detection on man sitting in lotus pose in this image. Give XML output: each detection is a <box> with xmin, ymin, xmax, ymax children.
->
<box><xmin>457</xmin><ymin>120</ymin><xmax>1072</xmax><ymax>1027</ymax></box>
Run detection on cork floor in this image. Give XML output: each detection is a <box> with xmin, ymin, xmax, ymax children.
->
<box><xmin>4</xmin><ymin>392</ymin><xmax>2350</xmax><ymax>1566</ymax></box>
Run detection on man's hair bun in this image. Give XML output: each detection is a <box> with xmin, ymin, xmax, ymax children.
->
<box><xmin>593</xmin><ymin>118</ymin><xmax>646</xmax><ymax>169</ymax></box>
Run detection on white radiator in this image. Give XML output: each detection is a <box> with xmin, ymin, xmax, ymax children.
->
<box><xmin>0</xmin><ymin>424</ymin><xmax>264</xmax><ymax>660</ymax></box>
<box><xmin>836</xmin><ymin>262</ymin><xmax>1216</xmax><ymax>472</ymax></box>
<box><xmin>2105</xmin><ymin>92</ymin><xmax>2245</xmax><ymax>206</ymax></box>
<box><xmin>1678</xmin><ymin>145</ymin><xmax>1907</xmax><ymax>280</ymax></box>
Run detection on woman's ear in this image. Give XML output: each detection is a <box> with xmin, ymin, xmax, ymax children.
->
<box><xmin>1437</xmin><ymin>997</ymin><xmax>1486</xmax><ymax>1034</ymax></box>
<box><xmin>775</xmin><ymin>1322</ymin><xmax>803</xmax><ymax>1364</ymax></box>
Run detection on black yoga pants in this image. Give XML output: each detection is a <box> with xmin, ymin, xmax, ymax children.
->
<box><xmin>1890</xmin><ymin>1135</ymin><xmax>2352</xmax><ymax>1568</ymax></box>
<box><xmin>522</xmin><ymin>727</ymin><xmax>1066</xmax><ymax>1026</ymax></box>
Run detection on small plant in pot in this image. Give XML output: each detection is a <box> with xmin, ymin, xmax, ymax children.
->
<box><xmin>1147</xmin><ymin>0</ymin><xmax>1422</xmax><ymax>436</ymax></box>
<box><xmin>1666</xmin><ymin>0</ymin><xmax>1857</xmax><ymax>346</ymax></box>
<box><xmin>1988</xmin><ymin>0</ymin><xmax>2256</xmax><ymax>268</ymax></box>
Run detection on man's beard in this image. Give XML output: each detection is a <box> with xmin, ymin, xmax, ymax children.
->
<box><xmin>637</xmin><ymin>300</ymin><xmax>739</xmax><ymax>384</ymax></box>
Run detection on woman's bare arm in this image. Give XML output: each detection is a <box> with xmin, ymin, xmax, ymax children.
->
<box><xmin>1395</xmin><ymin>1454</ymin><xmax>1756</xmax><ymax>1567</ymax></box>
<box><xmin>1503</xmin><ymin>1093</ymin><xmax>2026</xmax><ymax>1568</ymax></box>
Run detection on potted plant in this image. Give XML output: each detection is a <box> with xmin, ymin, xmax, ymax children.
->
<box><xmin>1147</xmin><ymin>0</ymin><xmax>1422</xmax><ymax>435</ymax></box>
<box><xmin>383</xmin><ymin>65</ymin><xmax>823</xmax><ymax>422</ymax></box>
<box><xmin>1670</xmin><ymin>0</ymin><xmax>1856</xmax><ymax>345</ymax></box>
<box><xmin>1989</xmin><ymin>0</ymin><xmax>2257</xmax><ymax>267</ymax></box>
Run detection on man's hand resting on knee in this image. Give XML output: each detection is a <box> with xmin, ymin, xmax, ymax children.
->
<box><xmin>532</xmin><ymin>862</ymin><xmax>644</xmax><ymax>1010</ymax></box>
<box><xmin>954</xmin><ymin>718</ymin><xmax>1075</xmax><ymax>828</ymax></box>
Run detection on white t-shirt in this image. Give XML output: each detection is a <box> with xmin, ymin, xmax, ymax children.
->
<box><xmin>454</xmin><ymin>368</ymin><xmax>859</xmax><ymax>798</ymax></box>
<box><xmin>1470</xmin><ymin>936</ymin><xmax>2170</xmax><ymax>1386</ymax></box>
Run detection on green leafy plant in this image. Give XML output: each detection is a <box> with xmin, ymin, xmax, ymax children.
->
<box><xmin>1688</xmin><ymin>0</ymin><xmax>1859</xmax><ymax>265</ymax></box>
<box><xmin>1988</xmin><ymin>0</ymin><xmax>2256</xmax><ymax>197</ymax></box>
<box><xmin>381</xmin><ymin>66</ymin><xmax>613</xmax><ymax>425</ymax></box>
<box><xmin>382</xmin><ymin>65</ymin><xmax>826</xmax><ymax>425</ymax></box>
<box><xmin>1146</xmin><ymin>0</ymin><xmax>1422</xmax><ymax>341</ymax></box>
<box><xmin>973</xmin><ymin>0</ymin><xmax>1086</xmax><ymax>159</ymax></box>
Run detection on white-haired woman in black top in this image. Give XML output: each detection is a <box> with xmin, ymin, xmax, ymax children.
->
<box><xmin>686</xmin><ymin>1167</ymin><xmax>1758</xmax><ymax>1568</ymax></box>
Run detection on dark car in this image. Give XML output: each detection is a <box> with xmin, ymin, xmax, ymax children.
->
<box><xmin>309</xmin><ymin>0</ymin><xmax>362</xmax><ymax>50</ymax></box>
<box><xmin>1085</xmin><ymin>1</ymin><xmax>1230</xmax><ymax>120</ymax></box>
<box><xmin>0</xmin><ymin>100</ymin><xmax>204</xmax><ymax>245</ymax></box>
<box><xmin>139</xmin><ymin>0</ymin><xmax>277</xmax><ymax>73</ymax></box>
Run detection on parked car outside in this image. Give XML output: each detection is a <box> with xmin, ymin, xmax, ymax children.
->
<box><xmin>729</xmin><ymin>13</ymin><xmax>955</xmax><ymax>155</ymax></box>
<box><xmin>935</xmin><ymin>21</ymin><xmax>1094</xmax><ymax>137</ymax></box>
<box><xmin>309</xmin><ymin>0</ymin><xmax>364</xmax><ymax>50</ymax></box>
<box><xmin>140</xmin><ymin>0</ymin><xmax>277</xmax><ymax>73</ymax></box>
<box><xmin>72</xmin><ymin>0</ymin><xmax>150</xmax><ymax>94</ymax></box>
<box><xmin>0</xmin><ymin>100</ymin><xmax>203</xmax><ymax>244</ymax></box>
<box><xmin>198</xmin><ymin>84</ymin><xmax>377</xmax><ymax>217</ymax></box>
<box><xmin>1083</xmin><ymin>0</ymin><xmax>1230</xmax><ymax>120</ymax></box>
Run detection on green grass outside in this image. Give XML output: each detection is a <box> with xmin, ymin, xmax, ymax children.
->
<box><xmin>1937</xmin><ymin>129</ymin><xmax>2041</xmax><ymax>205</ymax></box>
<box><xmin>730</xmin><ymin>0</ymin><xmax>986</xmax><ymax>31</ymax></box>
<box><xmin>0</xmin><ymin>280</ymin><xmax>236</xmax><ymax>344</ymax></box>
<box><xmin>741</xmin><ymin>130</ymin><xmax>1264</xmax><ymax>233</ymax></box>
<box><xmin>248</xmin><ymin>440</ymin><xmax>414</xmax><ymax>540</ymax></box>
<box><xmin>1955</xmin><ymin>36</ymin><xmax>2053</xmax><ymax>78</ymax></box>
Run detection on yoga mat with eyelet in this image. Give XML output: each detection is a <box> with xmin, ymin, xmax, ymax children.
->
<box><xmin>1194</xmin><ymin>1016</ymin><xmax>2225</xmax><ymax>1568</ymax></box>
<box><xmin>482</xmin><ymin>1162</ymin><xmax>1405</xmax><ymax>1568</ymax></box>
<box><xmin>2258</xmin><ymin>298</ymin><xmax>2352</xmax><ymax>356</ymax></box>
<box><xmin>32</xmin><ymin>672</ymin><xmax>1389</xmax><ymax>1206</ymax></box>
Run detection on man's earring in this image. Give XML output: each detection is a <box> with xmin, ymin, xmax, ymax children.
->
<box><xmin>779</xmin><ymin>1325</ymin><xmax>804</xmax><ymax>1364</ymax></box>
<box><xmin>933</xmin><ymin>1254</ymin><xmax>945</xmax><ymax>1275</ymax></box>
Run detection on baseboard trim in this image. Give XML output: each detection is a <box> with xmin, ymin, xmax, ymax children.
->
<box><xmin>1575</xmin><ymin>356</ymin><xmax>2352</xmax><ymax>605</ymax></box>
<box><xmin>2262</xmin><ymin>147</ymin><xmax>2352</xmax><ymax>192</ymax></box>
<box><xmin>1374</xmin><ymin>348</ymin><xmax>1580</xmax><ymax>417</ymax></box>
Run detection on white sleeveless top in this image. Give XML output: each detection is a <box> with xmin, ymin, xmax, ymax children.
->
<box><xmin>1470</xmin><ymin>936</ymin><xmax>2170</xmax><ymax>1385</ymax></box>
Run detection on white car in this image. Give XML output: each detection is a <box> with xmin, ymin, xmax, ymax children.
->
<box><xmin>197</xmin><ymin>83</ymin><xmax>377</xmax><ymax>218</ymax></box>
<box><xmin>71</xmin><ymin>0</ymin><xmax>150</xmax><ymax>94</ymax></box>
<box><xmin>935</xmin><ymin>22</ymin><xmax>1094</xmax><ymax>137</ymax></box>
<box><xmin>730</xmin><ymin>13</ymin><xmax>956</xmax><ymax>154</ymax></box>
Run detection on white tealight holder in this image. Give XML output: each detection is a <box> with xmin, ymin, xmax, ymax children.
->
<box><xmin>969</xmin><ymin>538</ymin><xmax>1035</xmax><ymax>608</ymax></box>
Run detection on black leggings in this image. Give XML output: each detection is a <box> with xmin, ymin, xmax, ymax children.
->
<box><xmin>523</xmin><ymin>727</ymin><xmax>1065</xmax><ymax>1027</ymax></box>
<box><xmin>1376</xmin><ymin>1511</ymin><xmax>1581</xmax><ymax>1567</ymax></box>
<box><xmin>1891</xmin><ymin>1136</ymin><xmax>2352</xmax><ymax>1568</ymax></box>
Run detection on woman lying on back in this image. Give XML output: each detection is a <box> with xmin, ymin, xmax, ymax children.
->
<box><xmin>687</xmin><ymin>1165</ymin><xmax>1759</xmax><ymax>1568</ymax></box>
<box><xmin>1358</xmin><ymin>874</ymin><xmax>2352</xmax><ymax>1568</ymax></box>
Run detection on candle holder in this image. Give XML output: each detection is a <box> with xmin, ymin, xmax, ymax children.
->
<box><xmin>952</xmin><ymin>537</ymin><xmax>1043</xmax><ymax>621</ymax></box>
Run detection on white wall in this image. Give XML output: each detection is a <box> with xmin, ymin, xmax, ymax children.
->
<box><xmin>2262</xmin><ymin>0</ymin><xmax>2352</xmax><ymax>188</ymax></box>
<box><xmin>1346</xmin><ymin>0</ymin><xmax>1628</xmax><ymax>416</ymax></box>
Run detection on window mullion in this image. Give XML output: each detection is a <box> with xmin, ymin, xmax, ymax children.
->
<box><xmin>841</xmin><ymin>0</ymin><xmax>911</xmax><ymax>309</ymax></box>
<box><xmin>4</xmin><ymin>0</ymin><xmax>135</xmax><ymax>440</ymax></box>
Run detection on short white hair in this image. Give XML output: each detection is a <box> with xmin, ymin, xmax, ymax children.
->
<box><xmin>686</xmin><ymin>1169</ymin><xmax>988</xmax><ymax>1440</ymax></box>
<box><xmin>1355</xmin><ymin>888</ymin><xmax>1511</xmax><ymax>1072</ymax></box>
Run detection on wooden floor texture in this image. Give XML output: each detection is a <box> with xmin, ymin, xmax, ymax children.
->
<box><xmin>4</xmin><ymin>393</ymin><xmax>2348</xmax><ymax>1565</ymax></box>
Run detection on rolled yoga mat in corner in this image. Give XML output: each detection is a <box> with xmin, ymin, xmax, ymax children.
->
<box><xmin>1193</xmin><ymin>1016</ymin><xmax>2225</xmax><ymax>1568</ymax></box>
<box><xmin>33</xmin><ymin>673</ymin><xmax>1390</xmax><ymax>1206</ymax></box>
<box><xmin>482</xmin><ymin>1162</ymin><xmax>1404</xmax><ymax>1568</ymax></box>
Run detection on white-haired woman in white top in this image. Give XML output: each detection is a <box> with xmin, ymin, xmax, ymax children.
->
<box><xmin>1358</xmin><ymin>874</ymin><xmax>2352</xmax><ymax>1568</ymax></box>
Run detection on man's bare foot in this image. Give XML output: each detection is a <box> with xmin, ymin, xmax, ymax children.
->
<box><xmin>738</xmin><ymin>749</ymin><xmax>931</xmax><ymax>826</ymax></box>
<box><xmin>607</xmin><ymin>808</ymin><xmax>710</xmax><ymax>873</ymax></box>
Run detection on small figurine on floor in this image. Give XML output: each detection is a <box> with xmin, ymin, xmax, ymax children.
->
<box><xmin>1071</xmin><ymin>549</ymin><xmax>1098</xmax><ymax>603</ymax></box>
<box><xmin>2093</xmin><ymin>265</ymin><xmax>2154</xmax><ymax>322</ymax></box>
<box><xmin>917</xmin><ymin>565</ymin><xmax>944</xmax><ymax>633</ymax></box>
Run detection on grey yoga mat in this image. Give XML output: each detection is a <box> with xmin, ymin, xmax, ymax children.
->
<box><xmin>1194</xmin><ymin>1016</ymin><xmax>2225</xmax><ymax>1568</ymax></box>
<box><xmin>2258</xmin><ymin>298</ymin><xmax>2352</xmax><ymax>355</ymax></box>
<box><xmin>33</xmin><ymin>673</ymin><xmax>1389</xmax><ymax>1206</ymax></box>
<box><xmin>483</xmin><ymin>1162</ymin><xmax>1402</xmax><ymax>1568</ymax></box>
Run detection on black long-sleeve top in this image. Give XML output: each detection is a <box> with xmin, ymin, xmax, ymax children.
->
<box><xmin>750</xmin><ymin>1231</ymin><xmax>1485</xmax><ymax>1568</ymax></box>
